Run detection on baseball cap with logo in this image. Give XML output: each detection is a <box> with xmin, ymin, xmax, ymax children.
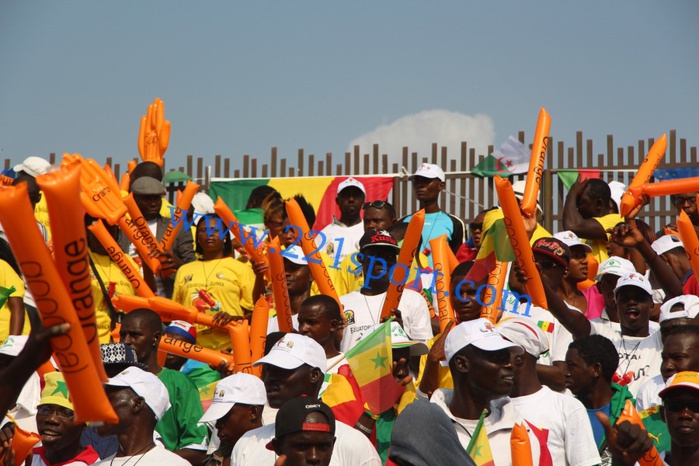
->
<box><xmin>337</xmin><ymin>177</ymin><xmax>366</xmax><ymax>196</ymax></box>
<box><xmin>651</xmin><ymin>235</ymin><xmax>684</xmax><ymax>256</ymax></box>
<box><xmin>282</xmin><ymin>245</ymin><xmax>309</xmax><ymax>266</ymax></box>
<box><xmin>532</xmin><ymin>237</ymin><xmax>571</xmax><ymax>267</ymax></box>
<box><xmin>39</xmin><ymin>372</ymin><xmax>73</xmax><ymax>411</ymax></box>
<box><xmin>0</xmin><ymin>335</ymin><xmax>28</xmax><ymax>357</ymax></box>
<box><xmin>512</xmin><ymin>180</ymin><xmax>542</xmax><ymax>213</ymax></box>
<box><xmin>13</xmin><ymin>157</ymin><xmax>52</xmax><ymax>178</ymax></box>
<box><xmin>106</xmin><ymin>367</ymin><xmax>171</xmax><ymax>420</ymax></box>
<box><xmin>164</xmin><ymin>320</ymin><xmax>197</xmax><ymax>345</ymax></box>
<box><xmin>443</xmin><ymin>318</ymin><xmax>524</xmax><ymax>365</ymax></box>
<box><xmin>131</xmin><ymin>176</ymin><xmax>165</xmax><ymax>195</ymax></box>
<box><xmin>659</xmin><ymin>295</ymin><xmax>699</xmax><ymax>323</ymax></box>
<box><xmin>410</xmin><ymin>163</ymin><xmax>445</xmax><ymax>182</ymax></box>
<box><xmin>270</xmin><ymin>397</ymin><xmax>336</xmax><ymax>446</ymax></box>
<box><xmin>497</xmin><ymin>318</ymin><xmax>549</xmax><ymax>359</ymax></box>
<box><xmin>253</xmin><ymin>334</ymin><xmax>327</xmax><ymax>373</ymax></box>
<box><xmin>553</xmin><ymin>230</ymin><xmax>593</xmax><ymax>253</ymax></box>
<box><xmin>359</xmin><ymin>229</ymin><xmax>400</xmax><ymax>253</ymax></box>
<box><xmin>614</xmin><ymin>272</ymin><xmax>653</xmax><ymax>297</ymax></box>
<box><xmin>594</xmin><ymin>256</ymin><xmax>636</xmax><ymax>280</ymax></box>
<box><xmin>659</xmin><ymin>371</ymin><xmax>699</xmax><ymax>398</ymax></box>
<box><xmin>199</xmin><ymin>373</ymin><xmax>267</xmax><ymax>423</ymax></box>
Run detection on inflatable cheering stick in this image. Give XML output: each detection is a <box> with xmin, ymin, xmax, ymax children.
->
<box><xmin>521</xmin><ymin>107</ymin><xmax>551</xmax><ymax>218</ymax></box>
<box><xmin>268</xmin><ymin>236</ymin><xmax>293</xmax><ymax>333</ymax></box>
<box><xmin>480</xmin><ymin>259</ymin><xmax>508</xmax><ymax>324</ymax></box>
<box><xmin>159</xmin><ymin>336</ymin><xmax>235</xmax><ymax>372</ymax></box>
<box><xmin>138</xmin><ymin>98</ymin><xmax>171</xmax><ymax>167</ymax></box>
<box><xmin>250</xmin><ymin>296</ymin><xmax>269</xmax><ymax>376</ymax></box>
<box><xmin>430</xmin><ymin>235</ymin><xmax>455</xmax><ymax>332</ymax></box>
<box><xmin>619</xmin><ymin>134</ymin><xmax>667</xmax><ymax>217</ymax></box>
<box><xmin>160</xmin><ymin>181</ymin><xmax>200</xmax><ymax>252</ymax></box>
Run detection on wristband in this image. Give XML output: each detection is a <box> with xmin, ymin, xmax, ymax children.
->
<box><xmin>355</xmin><ymin>422</ymin><xmax>373</xmax><ymax>436</ymax></box>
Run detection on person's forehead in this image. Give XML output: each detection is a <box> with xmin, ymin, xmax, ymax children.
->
<box><xmin>364</xmin><ymin>206</ymin><xmax>390</xmax><ymax>218</ymax></box>
<box><xmin>664</xmin><ymin>333</ymin><xmax>699</xmax><ymax>349</ymax></box>
<box><xmin>617</xmin><ymin>286</ymin><xmax>650</xmax><ymax>300</ymax></box>
<box><xmin>665</xmin><ymin>387</ymin><xmax>699</xmax><ymax>402</ymax></box>
<box><xmin>570</xmin><ymin>245</ymin><xmax>588</xmax><ymax>256</ymax></box>
<box><xmin>298</xmin><ymin>304</ymin><xmax>328</xmax><ymax>320</ymax></box>
<box><xmin>361</xmin><ymin>247</ymin><xmax>396</xmax><ymax>258</ymax></box>
<box><xmin>338</xmin><ymin>187</ymin><xmax>364</xmax><ymax>197</ymax></box>
<box><xmin>565</xmin><ymin>348</ymin><xmax>584</xmax><ymax>363</ymax></box>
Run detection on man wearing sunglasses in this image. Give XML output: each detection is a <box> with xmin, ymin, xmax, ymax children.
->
<box><xmin>319</xmin><ymin>177</ymin><xmax>366</xmax><ymax>265</ymax></box>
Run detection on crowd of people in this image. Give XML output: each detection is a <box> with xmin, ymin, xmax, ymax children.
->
<box><xmin>0</xmin><ymin>155</ymin><xmax>698</xmax><ymax>466</ymax></box>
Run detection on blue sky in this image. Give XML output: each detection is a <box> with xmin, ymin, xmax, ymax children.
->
<box><xmin>1</xmin><ymin>1</ymin><xmax>697</xmax><ymax>174</ymax></box>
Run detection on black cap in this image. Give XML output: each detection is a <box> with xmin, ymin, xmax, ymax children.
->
<box><xmin>272</xmin><ymin>397</ymin><xmax>335</xmax><ymax>441</ymax></box>
<box><xmin>359</xmin><ymin>229</ymin><xmax>400</xmax><ymax>253</ymax></box>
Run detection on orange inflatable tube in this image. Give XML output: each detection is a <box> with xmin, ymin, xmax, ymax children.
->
<box><xmin>510</xmin><ymin>422</ymin><xmax>534</xmax><ymax>466</ymax></box>
<box><xmin>160</xmin><ymin>181</ymin><xmax>199</xmax><ymax>252</ymax></box>
<box><xmin>430</xmin><ymin>235</ymin><xmax>455</xmax><ymax>332</ymax></box>
<box><xmin>381</xmin><ymin>210</ymin><xmax>425</xmax><ymax>319</ymax></box>
<box><xmin>676</xmin><ymin>211</ymin><xmax>699</xmax><ymax>282</ymax></box>
<box><xmin>214</xmin><ymin>197</ymin><xmax>271</xmax><ymax>280</ymax></box>
<box><xmin>627</xmin><ymin>176</ymin><xmax>699</xmax><ymax>202</ymax></box>
<box><xmin>495</xmin><ymin>176</ymin><xmax>547</xmax><ymax>308</ymax></box>
<box><xmin>446</xmin><ymin>246</ymin><xmax>459</xmax><ymax>272</ymax></box>
<box><xmin>616</xmin><ymin>400</ymin><xmax>663</xmax><ymax>466</ymax></box>
<box><xmin>480</xmin><ymin>259</ymin><xmax>508</xmax><ymax>324</ymax></box>
<box><xmin>87</xmin><ymin>220</ymin><xmax>155</xmax><ymax>298</ymax></box>
<box><xmin>250</xmin><ymin>296</ymin><xmax>269</xmax><ymax>376</ymax></box>
<box><xmin>37</xmin><ymin>162</ymin><xmax>107</xmax><ymax>382</ymax></box>
<box><xmin>228</xmin><ymin>320</ymin><xmax>252</xmax><ymax>374</ymax></box>
<box><xmin>119</xmin><ymin>172</ymin><xmax>131</xmax><ymax>192</ymax></box>
<box><xmin>0</xmin><ymin>174</ymin><xmax>14</xmax><ymax>186</ymax></box>
<box><xmin>521</xmin><ymin>107</ymin><xmax>551</xmax><ymax>218</ymax></box>
<box><xmin>285</xmin><ymin>198</ymin><xmax>340</xmax><ymax>305</ymax></box>
<box><xmin>138</xmin><ymin>98</ymin><xmax>171</xmax><ymax>167</ymax></box>
<box><xmin>0</xmin><ymin>184</ymin><xmax>117</xmax><ymax>423</ymax></box>
<box><xmin>115</xmin><ymin>214</ymin><xmax>163</xmax><ymax>274</ymax></box>
<box><xmin>5</xmin><ymin>416</ymin><xmax>41</xmax><ymax>465</ymax></box>
<box><xmin>620</xmin><ymin>134</ymin><xmax>667</xmax><ymax>217</ymax></box>
<box><xmin>268</xmin><ymin>237</ymin><xmax>293</xmax><ymax>333</ymax></box>
<box><xmin>159</xmin><ymin>335</ymin><xmax>235</xmax><ymax>371</ymax></box>
<box><xmin>123</xmin><ymin>193</ymin><xmax>165</xmax><ymax>257</ymax></box>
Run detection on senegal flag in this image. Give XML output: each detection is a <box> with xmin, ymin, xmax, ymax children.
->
<box><xmin>209</xmin><ymin>176</ymin><xmax>394</xmax><ymax>231</ymax></box>
<box><xmin>345</xmin><ymin>319</ymin><xmax>404</xmax><ymax>415</ymax></box>
<box><xmin>466</xmin><ymin>409</ymin><xmax>495</xmax><ymax>466</ymax></box>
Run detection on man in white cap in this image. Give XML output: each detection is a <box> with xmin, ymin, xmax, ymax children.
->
<box><xmin>651</xmin><ymin>234</ymin><xmax>699</xmax><ymax>296</ymax></box>
<box><xmin>403</xmin><ymin>163</ymin><xmax>464</xmax><ymax>262</ymax></box>
<box><xmin>231</xmin><ymin>333</ymin><xmax>380</xmax><ymax>465</ymax></box>
<box><xmin>429</xmin><ymin>318</ymin><xmax>541</xmax><ymax>465</ymax></box>
<box><xmin>198</xmin><ymin>373</ymin><xmax>266</xmax><ymax>466</ymax></box>
<box><xmin>319</xmin><ymin>177</ymin><xmax>367</xmax><ymax>264</ymax></box>
<box><xmin>586</xmin><ymin>256</ymin><xmax>636</xmax><ymax>324</ymax></box>
<box><xmin>499</xmin><ymin>318</ymin><xmax>600</xmax><ymax>466</ymax></box>
<box><xmin>94</xmin><ymin>367</ymin><xmax>188</xmax><ymax>466</ymax></box>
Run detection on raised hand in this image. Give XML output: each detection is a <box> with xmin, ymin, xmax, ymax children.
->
<box><xmin>138</xmin><ymin>98</ymin><xmax>171</xmax><ymax>167</ymax></box>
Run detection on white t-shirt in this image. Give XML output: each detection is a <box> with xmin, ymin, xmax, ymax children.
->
<box><xmin>339</xmin><ymin>289</ymin><xmax>433</xmax><ymax>353</ymax></box>
<box><xmin>319</xmin><ymin>219</ymin><xmax>365</xmax><ymax>265</ymax></box>
<box><xmin>94</xmin><ymin>445</ymin><xmax>189</xmax><ymax>466</ymax></box>
<box><xmin>511</xmin><ymin>386</ymin><xmax>601</xmax><ymax>466</ymax></box>
<box><xmin>635</xmin><ymin>374</ymin><xmax>664</xmax><ymax>412</ymax></box>
<box><xmin>591</xmin><ymin>322</ymin><xmax>663</xmax><ymax>396</ymax></box>
<box><xmin>591</xmin><ymin>308</ymin><xmax>660</xmax><ymax>335</ymax></box>
<box><xmin>503</xmin><ymin>304</ymin><xmax>576</xmax><ymax>365</ymax></box>
<box><xmin>430</xmin><ymin>389</ymin><xmax>541</xmax><ymax>466</ymax></box>
<box><xmin>232</xmin><ymin>421</ymin><xmax>381</xmax><ymax>466</ymax></box>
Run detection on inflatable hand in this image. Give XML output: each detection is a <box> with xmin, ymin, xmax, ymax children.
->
<box><xmin>137</xmin><ymin>98</ymin><xmax>171</xmax><ymax>167</ymax></box>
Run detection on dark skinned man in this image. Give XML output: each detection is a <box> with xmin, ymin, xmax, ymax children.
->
<box><xmin>319</xmin><ymin>177</ymin><xmax>366</xmax><ymax>265</ymax></box>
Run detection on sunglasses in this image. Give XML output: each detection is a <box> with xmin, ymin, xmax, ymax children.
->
<box><xmin>469</xmin><ymin>222</ymin><xmax>483</xmax><ymax>230</ymax></box>
<box><xmin>363</xmin><ymin>200</ymin><xmax>390</xmax><ymax>210</ymax></box>
<box><xmin>664</xmin><ymin>399</ymin><xmax>699</xmax><ymax>413</ymax></box>
<box><xmin>37</xmin><ymin>405</ymin><xmax>75</xmax><ymax>421</ymax></box>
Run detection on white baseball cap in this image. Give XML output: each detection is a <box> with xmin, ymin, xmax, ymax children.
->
<box><xmin>106</xmin><ymin>367</ymin><xmax>171</xmax><ymax>421</ymax></box>
<box><xmin>512</xmin><ymin>180</ymin><xmax>542</xmax><ymax>213</ymax></box>
<box><xmin>253</xmin><ymin>334</ymin><xmax>327</xmax><ymax>373</ymax></box>
<box><xmin>554</xmin><ymin>230</ymin><xmax>593</xmax><ymax>253</ymax></box>
<box><xmin>0</xmin><ymin>336</ymin><xmax>28</xmax><ymax>357</ymax></box>
<box><xmin>410</xmin><ymin>163</ymin><xmax>445</xmax><ymax>182</ymax></box>
<box><xmin>594</xmin><ymin>256</ymin><xmax>636</xmax><ymax>280</ymax></box>
<box><xmin>614</xmin><ymin>272</ymin><xmax>653</xmax><ymax>297</ymax></box>
<box><xmin>282</xmin><ymin>246</ymin><xmax>308</xmax><ymax>266</ymax></box>
<box><xmin>651</xmin><ymin>235</ymin><xmax>684</xmax><ymax>256</ymax></box>
<box><xmin>497</xmin><ymin>318</ymin><xmax>549</xmax><ymax>359</ymax></box>
<box><xmin>337</xmin><ymin>177</ymin><xmax>366</xmax><ymax>196</ymax></box>
<box><xmin>659</xmin><ymin>295</ymin><xmax>699</xmax><ymax>323</ymax></box>
<box><xmin>608</xmin><ymin>181</ymin><xmax>626</xmax><ymax>212</ymax></box>
<box><xmin>199</xmin><ymin>373</ymin><xmax>267</xmax><ymax>423</ymax></box>
<box><xmin>443</xmin><ymin>318</ymin><xmax>523</xmax><ymax>365</ymax></box>
<box><xmin>13</xmin><ymin>157</ymin><xmax>52</xmax><ymax>178</ymax></box>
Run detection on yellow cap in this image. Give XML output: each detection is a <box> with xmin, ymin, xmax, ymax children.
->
<box><xmin>39</xmin><ymin>372</ymin><xmax>73</xmax><ymax>411</ymax></box>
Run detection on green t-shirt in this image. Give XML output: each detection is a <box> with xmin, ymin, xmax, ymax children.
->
<box><xmin>156</xmin><ymin>367</ymin><xmax>209</xmax><ymax>451</ymax></box>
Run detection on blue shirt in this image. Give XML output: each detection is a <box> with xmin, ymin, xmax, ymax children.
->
<box><xmin>587</xmin><ymin>403</ymin><xmax>611</xmax><ymax>448</ymax></box>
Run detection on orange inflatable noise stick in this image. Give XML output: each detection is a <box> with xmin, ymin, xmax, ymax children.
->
<box><xmin>229</xmin><ymin>320</ymin><xmax>252</xmax><ymax>374</ymax></box>
<box><xmin>627</xmin><ymin>175</ymin><xmax>699</xmax><ymax>202</ymax></box>
<box><xmin>214</xmin><ymin>197</ymin><xmax>271</xmax><ymax>280</ymax></box>
<box><xmin>494</xmin><ymin>175</ymin><xmax>547</xmax><ymax>308</ymax></box>
<box><xmin>37</xmin><ymin>162</ymin><xmax>107</xmax><ymax>382</ymax></box>
<box><xmin>480</xmin><ymin>259</ymin><xmax>508</xmax><ymax>324</ymax></box>
<box><xmin>159</xmin><ymin>336</ymin><xmax>235</xmax><ymax>372</ymax></box>
<box><xmin>127</xmin><ymin>160</ymin><xmax>138</xmax><ymax>174</ymax></box>
<box><xmin>521</xmin><ymin>107</ymin><xmax>551</xmax><ymax>218</ymax></box>
<box><xmin>0</xmin><ymin>174</ymin><xmax>14</xmax><ymax>186</ymax></box>
<box><xmin>87</xmin><ymin>220</ymin><xmax>155</xmax><ymax>298</ymax></box>
<box><xmin>119</xmin><ymin>172</ymin><xmax>131</xmax><ymax>192</ymax></box>
<box><xmin>250</xmin><ymin>296</ymin><xmax>269</xmax><ymax>376</ymax></box>
<box><xmin>4</xmin><ymin>415</ymin><xmax>41</xmax><ymax>465</ymax></box>
<box><xmin>616</xmin><ymin>400</ymin><xmax>663</xmax><ymax>466</ymax></box>
<box><xmin>138</xmin><ymin>98</ymin><xmax>171</xmax><ymax>167</ymax></box>
<box><xmin>160</xmin><ymin>181</ymin><xmax>199</xmax><ymax>252</ymax></box>
<box><xmin>285</xmin><ymin>198</ymin><xmax>340</xmax><ymax>306</ymax></box>
<box><xmin>268</xmin><ymin>237</ymin><xmax>293</xmax><ymax>333</ymax></box>
<box><xmin>676</xmin><ymin>211</ymin><xmax>699</xmax><ymax>284</ymax></box>
<box><xmin>381</xmin><ymin>209</ymin><xmax>425</xmax><ymax>320</ymax></box>
<box><xmin>510</xmin><ymin>422</ymin><xmax>534</xmax><ymax>466</ymax></box>
<box><xmin>122</xmin><ymin>193</ymin><xmax>166</xmax><ymax>264</ymax></box>
<box><xmin>620</xmin><ymin>134</ymin><xmax>667</xmax><ymax>217</ymax></box>
<box><xmin>0</xmin><ymin>183</ymin><xmax>118</xmax><ymax>423</ymax></box>
<box><xmin>430</xmin><ymin>235</ymin><xmax>455</xmax><ymax>332</ymax></box>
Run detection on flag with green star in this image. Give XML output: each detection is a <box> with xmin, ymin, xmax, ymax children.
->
<box><xmin>0</xmin><ymin>285</ymin><xmax>16</xmax><ymax>309</ymax></box>
<box><xmin>465</xmin><ymin>409</ymin><xmax>495</xmax><ymax>466</ymax></box>
<box><xmin>344</xmin><ymin>319</ymin><xmax>404</xmax><ymax>415</ymax></box>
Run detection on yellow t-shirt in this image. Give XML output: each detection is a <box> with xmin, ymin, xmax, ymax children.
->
<box><xmin>0</xmin><ymin>260</ymin><xmax>28</xmax><ymax>344</ymax></box>
<box><xmin>89</xmin><ymin>252</ymin><xmax>137</xmax><ymax>343</ymax></box>
<box><xmin>34</xmin><ymin>195</ymin><xmax>52</xmax><ymax>241</ymax></box>
<box><xmin>587</xmin><ymin>213</ymin><xmax>623</xmax><ymax>264</ymax></box>
<box><xmin>172</xmin><ymin>257</ymin><xmax>255</xmax><ymax>350</ymax></box>
<box><xmin>483</xmin><ymin>209</ymin><xmax>551</xmax><ymax>246</ymax></box>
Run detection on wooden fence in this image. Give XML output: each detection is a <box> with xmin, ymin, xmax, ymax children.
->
<box><xmin>18</xmin><ymin>129</ymin><xmax>699</xmax><ymax>234</ymax></box>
